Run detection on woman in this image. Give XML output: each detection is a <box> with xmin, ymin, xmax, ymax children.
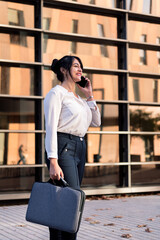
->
<box><xmin>44</xmin><ymin>55</ymin><xmax>101</xmax><ymax>240</ymax></box>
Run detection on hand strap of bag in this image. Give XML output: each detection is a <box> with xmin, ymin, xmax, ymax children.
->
<box><xmin>48</xmin><ymin>177</ymin><xmax>69</xmax><ymax>187</ymax></box>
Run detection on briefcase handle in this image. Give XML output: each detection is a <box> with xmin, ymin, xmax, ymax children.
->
<box><xmin>48</xmin><ymin>177</ymin><xmax>69</xmax><ymax>187</ymax></box>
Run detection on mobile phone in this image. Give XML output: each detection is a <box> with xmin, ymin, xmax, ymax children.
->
<box><xmin>76</xmin><ymin>76</ymin><xmax>88</xmax><ymax>88</ymax></box>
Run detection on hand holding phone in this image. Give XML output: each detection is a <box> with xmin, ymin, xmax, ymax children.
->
<box><xmin>76</xmin><ymin>76</ymin><xmax>88</xmax><ymax>88</ymax></box>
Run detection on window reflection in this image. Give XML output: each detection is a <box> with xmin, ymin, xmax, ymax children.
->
<box><xmin>43</xmin><ymin>38</ymin><xmax>118</xmax><ymax>69</ymax></box>
<box><xmin>140</xmin><ymin>35</ymin><xmax>147</xmax><ymax>65</ymax></box>
<box><xmin>43</xmin><ymin>8</ymin><xmax>117</xmax><ymax>39</ymax></box>
<box><xmin>129</xmin><ymin>77</ymin><xmax>160</xmax><ymax>102</ymax></box>
<box><xmin>97</xmin><ymin>24</ymin><xmax>108</xmax><ymax>58</ymax></box>
<box><xmin>43</xmin><ymin>69</ymin><xmax>118</xmax><ymax>100</ymax></box>
<box><xmin>142</xmin><ymin>0</ymin><xmax>151</xmax><ymax>14</ymax></box>
<box><xmin>0</xmin><ymin>66</ymin><xmax>35</xmax><ymax>96</ymax></box>
<box><xmin>128</xmin><ymin>21</ymin><xmax>160</xmax><ymax>45</ymax></box>
<box><xmin>86</xmin><ymin>134</ymin><xmax>119</xmax><ymax>163</ymax></box>
<box><xmin>130</xmin><ymin>134</ymin><xmax>160</xmax><ymax>163</ymax></box>
<box><xmin>156</xmin><ymin>37</ymin><xmax>160</xmax><ymax>65</ymax></box>
<box><xmin>127</xmin><ymin>0</ymin><xmax>133</xmax><ymax>10</ymax></box>
<box><xmin>132</xmin><ymin>79</ymin><xmax>140</xmax><ymax>101</ymax></box>
<box><xmin>0</xmin><ymin>1</ymin><xmax>34</xmax><ymax>28</ymax></box>
<box><xmin>43</xmin><ymin>18</ymin><xmax>51</xmax><ymax>53</ymax></box>
<box><xmin>51</xmin><ymin>0</ymin><xmax>120</xmax><ymax>8</ymax></box>
<box><xmin>43</xmin><ymin>67</ymin><xmax>59</xmax><ymax>97</ymax></box>
<box><xmin>82</xmin><ymin>165</ymin><xmax>119</xmax><ymax>188</ymax></box>
<box><xmin>0</xmin><ymin>33</ymin><xmax>34</xmax><ymax>62</ymax></box>
<box><xmin>130</xmin><ymin>106</ymin><xmax>160</xmax><ymax>131</ymax></box>
<box><xmin>130</xmin><ymin>109</ymin><xmax>160</xmax><ymax>162</ymax></box>
<box><xmin>131</xmin><ymin>164</ymin><xmax>160</xmax><ymax>186</ymax></box>
<box><xmin>0</xmin><ymin>133</ymin><xmax>35</xmax><ymax>165</ymax></box>
<box><xmin>71</xmin><ymin>19</ymin><xmax>78</xmax><ymax>54</ymax></box>
<box><xmin>0</xmin><ymin>98</ymin><xmax>35</xmax><ymax>130</ymax></box>
<box><xmin>0</xmin><ymin>168</ymin><xmax>35</xmax><ymax>192</ymax></box>
<box><xmin>127</xmin><ymin>0</ymin><xmax>160</xmax><ymax>15</ymax></box>
<box><xmin>129</xmin><ymin>49</ymin><xmax>159</xmax><ymax>73</ymax></box>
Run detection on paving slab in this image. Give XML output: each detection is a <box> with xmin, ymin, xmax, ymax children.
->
<box><xmin>0</xmin><ymin>195</ymin><xmax>160</xmax><ymax>240</ymax></box>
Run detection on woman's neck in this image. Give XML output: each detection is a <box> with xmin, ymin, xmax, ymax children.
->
<box><xmin>61</xmin><ymin>79</ymin><xmax>75</xmax><ymax>93</ymax></box>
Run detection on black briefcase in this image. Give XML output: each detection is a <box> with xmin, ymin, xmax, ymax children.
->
<box><xmin>26</xmin><ymin>178</ymin><xmax>85</xmax><ymax>233</ymax></box>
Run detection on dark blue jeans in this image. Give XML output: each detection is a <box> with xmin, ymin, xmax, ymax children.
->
<box><xmin>46</xmin><ymin>132</ymin><xmax>86</xmax><ymax>240</ymax></box>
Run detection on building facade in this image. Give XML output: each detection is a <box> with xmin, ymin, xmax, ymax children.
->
<box><xmin>0</xmin><ymin>0</ymin><xmax>160</xmax><ymax>200</ymax></box>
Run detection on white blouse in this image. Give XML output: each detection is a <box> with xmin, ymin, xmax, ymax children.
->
<box><xmin>44</xmin><ymin>85</ymin><xmax>101</xmax><ymax>159</ymax></box>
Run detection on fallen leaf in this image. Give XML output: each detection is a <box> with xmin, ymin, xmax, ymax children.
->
<box><xmin>121</xmin><ymin>234</ymin><xmax>132</xmax><ymax>238</ymax></box>
<box><xmin>104</xmin><ymin>223</ymin><xmax>115</xmax><ymax>226</ymax></box>
<box><xmin>145</xmin><ymin>228</ymin><xmax>152</xmax><ymax>233</ymax></box>
<box><xmin>114</xmin><ymin>216</ymin><xmax>123</xmax><ymax>218</ymax></box>
<box><xmin>137</xmin><ymin>224</ymin><xmax>147</xmax><ymax>228</ymax></box>
<box><xmin>91</xmin><ymin>214</ymin><xmax>98</xmax><ymax>217</ymax></box>
<box><xmin>156</xmin><ymin>215</ymin><xmax>160</xmax><ymax>218</ymax></box>
<box><xmin>106</xmin><ymin>208</ymin><xmax>112</xmax><ymax>210</ymax></box>
<box><xmin>96</xmin><ymin>208</ymin><xmax>105</xmax><ymax>211</ymax></box>
<box><xmin>90</xmin><ymin>221</ymin><xmax>100</xmax><ymax>225</ymax></box>
<box><xmin>84</xmin><ymin>217</ymin><xmax>92</xmax><ymax>222</ymax></box>
<box><xmin>121</xmin><ymin>228</ymin><xmax>131</xmax><ymax>231</ymax></box>
<box><xmin>16</xmin><ymin>224</ymin><xmax>26</xmax><ymax>227</ymax></box>
<box><xmin>147</xmin><ymin>218</ymin><xmax>154</xmax><ymax>221</ymax></box>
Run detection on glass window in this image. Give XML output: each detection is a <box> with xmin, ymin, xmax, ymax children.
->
<box><xmin>71</xmin><ymin>19</ymin><xmax>78</xmax><ymax>54</ymax></box>
<box><xmin>128</xmin><ymin>49</ymin><xmax>159</xmax><ymax>73</ymax></box>
<box><xmin>43</xmin><ymin>8</ymin><xmax>117</xmax><ymax>39</ymax></box>
<box><xmin>0</xmin><ymin>33</ymin><xmax>35</xmax><ymax>62</ymax></box>
<box><xmin>89</xmin><ymin>104</ymin><xmax>119</xmax><ymax>132</ymax></box>
<box><xmin>128</xmin><ymin>0</ymin><xmax>159</xmax><ymax>15</ymax></box>
<box><xmin>153</xmin><ymin>80</ymin><xmax>158</xmax><ymax>102</ymax></box>
<box><xmin>129</xmin><ymin>77</ymin><xmax>160</xmax><ymax>102</ymax></box>
<box><xmin>0</xmin><ymin>1</ymin><xmax>34</xmax><ymax>28</ymax></box>
<box><xmin>8</xmin><ymin>8</ymin><xmax>25</xmax><ymax>27</ymax></box>
<box><xmin>49</xmin><ymin>0</ymin><xmax>120</xmax><ymax>8</ymax></box>
<box><xmin>43</xmin><ymin>38</ymin><xmax>118</xmax><ymax>69</ymax></box>
<box><xmin>0</xmin><ymin>98</ymin><xmax>35</xmax><ymax>130</ymax></box>
<box><xmin>97</xmin><ymin>24</ymin><xmax>108</xmax><ymax>58</ymax></box>
<box><xmin>126</xmin><ymin>0</ymin><xmax>133</xmax><ymax>10</ymax></box>
<box><xmin>43</xmin><ymin>18</ymin><xmax>51</xmax><ymax>53</ymax></box>
<box><xmin>140</xmin><ymin>35</ymin><xmax>147</xmax><ymax>65</ymax></box>
<box><xmin>130</xmin><ymin>106</ymin><xmax>160</xmax><ymax>132</ymax></box>
<box><xmin>0</xmin><ymin>167</ymin><xmax>35</xmax><ymax>192</ymax></box>
<box><xmin>0</xmin><ymin>133</ymin><xmax>36</xmax><ymax>165</ymax></box>
<box><xmin>156</xmin><ymin>37</ymin><xmax>160</xmax><ymax>65</ymax></box>
<box><xmin>131</xmin><ymin>164</ymin><xmax>160</xmax><ymax>186</ymax></box>
<box><xmin>130</xmin><ymin>134</ymin><xmax>160</xmax><ymax>163</ymax></box>
<box><xmin>0</xmin><ymin>66</ymin><xmax>36</xmax><ymax>96</ymax></box>
<box><xmin>132</xmin><ymin>79</ymin><xmax>140</xmax><ymax>101</ymax></box>
<box><xmin>142</xmin><ymin>0</ymin><xmax>151</xmax><ymax>14</ymax></box>
<box><xmin>78</xmin><ymin>74</ymin><xmax>118</xmax><ymax>100</ymax></box>
<box><xmin>81</xmin><ymin>165</ymin><xmax>120</xmax><ymax>188</ymax></box>
<box><xmin>43</xmin><ymin>69</ymin><xmax>118</xmax><ymax>101</ymax></box>
<box><xmin>43</xmin><ymin>67</ymin><xmax>59</xmax><ymax>97</ymax></box>
<box><xmin>128</xmin><ymin>21</ymin><xmax>160</xmax><ymax>45</ymax></box>
<box><xmin>86</xmin><ymin>134</ymin><xmax>119</xmax><ymax>163</ymax></box>
<box><xmin>89</xmin><ymin>0</ymin><xmax>95</xmax><ymax>4</ymax></box>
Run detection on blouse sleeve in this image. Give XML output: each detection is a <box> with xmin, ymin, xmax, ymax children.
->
<box><xmin>87</xmin><ymin>101</ymin><xmax>101</xmax><ymax>127</ymax></box>
<box><xmin>44</xmin><ymin>90</ymin><xmax>62</xmax><ymax>159</ymax></box>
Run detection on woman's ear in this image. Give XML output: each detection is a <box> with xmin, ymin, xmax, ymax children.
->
<box><xmin>60</xmin><ymin>67</ymin><xmax>66</xmax><ymax>74</ymax></box>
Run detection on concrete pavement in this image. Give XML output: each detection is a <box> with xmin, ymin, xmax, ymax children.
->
<box><xmin>0</xmin><ymin>195</ymin><xmax>160</xmax><ymax>240</ymax></box>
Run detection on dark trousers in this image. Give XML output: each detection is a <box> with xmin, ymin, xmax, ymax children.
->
<box><xmin>46</xmin><ymin>132</ymin><xmax>86</xmax><ymax>240</ymax></box>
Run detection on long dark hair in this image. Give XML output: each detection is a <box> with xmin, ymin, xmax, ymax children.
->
<box><xmin>51</xmin><ymin>55</ymin><xmax>83</xmax><ymax>82</ymax></box>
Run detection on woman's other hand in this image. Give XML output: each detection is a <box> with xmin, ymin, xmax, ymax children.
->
<box><xmin>49</xmin><ymin>158</ymin><xmax>64</xmax><ymax>180</ymax></box>
<box><xmin>77</xmin><ymin>78</ymin><xmax>93</xmax><ymax>99</ymax></box>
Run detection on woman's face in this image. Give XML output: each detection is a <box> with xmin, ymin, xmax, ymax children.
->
<box><xmin>69</xmin><ymin>58</ymin><xmax>82</xmax><ymax>83</ymax></box>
